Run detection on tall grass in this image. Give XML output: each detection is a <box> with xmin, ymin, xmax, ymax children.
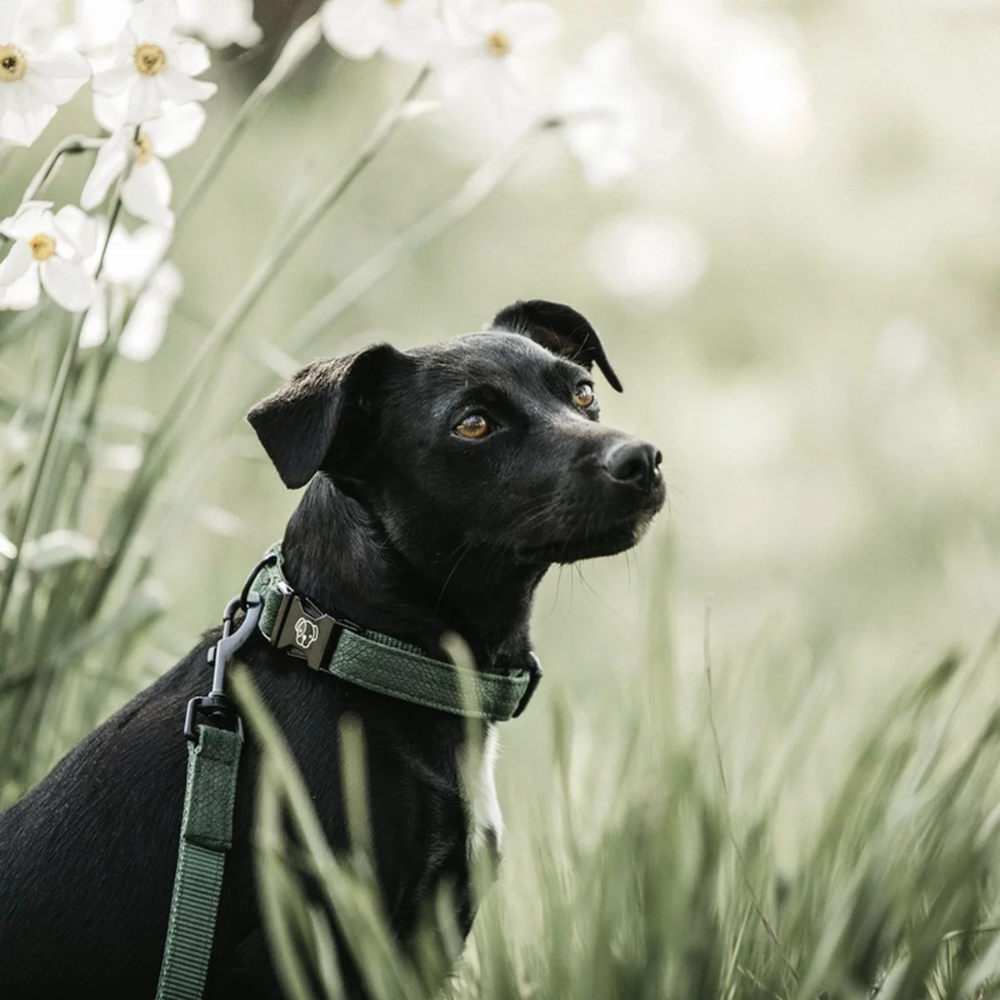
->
<box><xmin>231</xmin><ymin>609</ymin><xmax>1000</xmax><ymax>1000</ymax></box>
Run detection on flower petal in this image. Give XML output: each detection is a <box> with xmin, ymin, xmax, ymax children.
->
<box><xmin>119</xmin><ymin>261</ymin><xmax>182</xmax><ymax>361</ymax></box>
<box><xmin>170</xmin><ymin>38</ymin><xmax>210</xmax><ymax>77</ymax></box>
<box><xmin>321</xmin><ymin>0</ymin><xmax>388</xmax><ymax>60</ymax></box>
<box><xmin>55</xmin><ymin>205</ymin><xmax>98</xmax><ymax>260</ymax></box>
<box><xmin>25</xmin><ymin>49</ymin><xmax>91</xmax><ymax>104</ymax></box>
<box><xmin>122</xmin><ymin>157</ymin><xmax>174</xmax><ymax>227</ymax></box>
<box><xmin>80</xmin><ymin>129</ymin><xmax>131</xmax><ymax>209</ymax></box>
<box><xmin>126</xmin><ymin>74</ymin><xmax>163</xmax><ymax>123</ymax></box>
<box><xmin>497</xmin><ymin>1</ymin><xmax>562</xmax><ymax>49</ymax></box>
<box><xmin>40</xmin><ymin>256</ymin><xmax>96</xmax><ymax>311</ymax></box>
<box><xmin>79</xmin><ymin>287</ymin><xmax>110</xmax><ymax>348</ymax></box>
<box><xmin>91</xmin><ymin>63</ymin><xmax>136</xmax><ymax>96</ymax></box>
<box><xmin>0</xmin><ymin>240</ymin><xmax>33</xmax><ymax>287</ymax></box>
<box><xmin>92</xmin><ymin>91</ymin><xmax>129</xmax><ymax>131</ymax></box>
<box><xmin>0</xmin><ymin>264</ymin><xmax>40</xmax><ymax>311</ymax></box>
<box><xmin>0</xmin><ymin>0</ymin><xmax>22</xmax><ymax>42</ymax></box>
<box><xmin>0</xmin><ymin>99</ymin><xmax>56</xmax><ymax>148</ymax></box>
<box><xmin>157</xmin><ymin>66</ymin><xmax>216</xmax><ymax>104</ymax></box>
<box><xmin>143</xmin><ymin>101</ymin><xmax>205</xmax><ymax>158</ymax></box>
<box><xmin>0</xmin><ymin>201</ymin><xmax>55</xmax><ymax>241</ymax></box>
<box><xmin>130</xmin><ymin>0</ymin><xmax>179</xmax><ymax>46</ymax></box>
<box><xmin>383</xmin><ymin>1</ymin><xmax>443</xmax><ymax>64</ymax></box>
<box><xmin>102</xmin><ymin>223</ymin><xmax>171</xmax><ymax>286</ymax></box>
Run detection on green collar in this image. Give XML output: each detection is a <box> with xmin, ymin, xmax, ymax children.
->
<box><xmin>247</xmin><ymin>544</ymin><xmax>541</xmax><ymax>722</ymax></box>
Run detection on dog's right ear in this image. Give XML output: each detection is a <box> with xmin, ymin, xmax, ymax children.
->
<box><xmin>247</xmin><ymin>344</ymin><xmax>402</xmax><ymax>489</ymax></box>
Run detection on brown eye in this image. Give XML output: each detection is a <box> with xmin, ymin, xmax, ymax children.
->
<box><xmin>573</xmin><ymin>382</ymin><xmax>596</xmax><ymax>408</ymax></box>
<box><xmin>455</xmin><ymin>413</ymin><xmax>490</xmax><ymax>439</ymax></box>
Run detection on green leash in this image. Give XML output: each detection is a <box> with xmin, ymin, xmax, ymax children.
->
<box><xmin>155</xmin><ymin>726</ymin><xmax>242</xmax><ymax>1000</ymax></box>
<box><xmin>157</xmin><ymin>545</ymin><xmax>543</xmax><ymax>998</ymax></box>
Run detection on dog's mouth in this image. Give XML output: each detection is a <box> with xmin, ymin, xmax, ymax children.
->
<box><xmin>515</xmin><ymin>508</ymin><xmax>658</xmax><ymax>565</ymax></box>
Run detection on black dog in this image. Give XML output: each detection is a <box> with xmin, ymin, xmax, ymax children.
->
<box><xmin>0</xmin><ymin>300</ymin><xmax>664</xmax><ymax>998</ymax></box>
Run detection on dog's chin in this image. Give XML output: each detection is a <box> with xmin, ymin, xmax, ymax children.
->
<box><xmin>515</xmin><ymin>512</ymin><xmax>657</xmax><ymax>566</ymax></box>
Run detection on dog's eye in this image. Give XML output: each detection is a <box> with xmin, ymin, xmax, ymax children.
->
<box><xmin>455</xmin><ymin>413</ymin><xmax>491</xmax><ymax>439</ymax></box>
<box><xmin>573</xmin><ymin>382</ymin><xmax>596</xmax><ymax>409</ymax></box>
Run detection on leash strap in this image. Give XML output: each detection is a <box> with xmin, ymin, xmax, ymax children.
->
<box><xmin>249</xmin><ymin>545</ymin><xmax>541</xmax><ymax>721</ymax></box>
<box><xmin>156</xmin><ymin>724</ymin><xmax>242</xmax><ymax>1000</ymax></box>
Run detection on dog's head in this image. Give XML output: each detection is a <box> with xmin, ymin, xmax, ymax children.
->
<box><xmin>248</xmin><ymin>300</ymin><xmax>664</xmax><ymax>570</ymax></box>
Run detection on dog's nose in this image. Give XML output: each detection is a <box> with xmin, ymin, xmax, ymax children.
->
<box><xmin>605</xmin><ymin>441</ymin><xmax>662</xmax><ymax>493</ymax></box>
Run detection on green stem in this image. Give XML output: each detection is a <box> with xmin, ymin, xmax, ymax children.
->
<box><xmin>87</xmin><ymin>69</ymin><xmax>429</xmax><ymax>617</ymax></box>
<box><xmin>0</xmin><ymin>194</ymin><xmax>126</xmax><ymax>636</ymax></box>
<box><xmin>174</xmin><ymin>13</ymin><xmax>325</xmax><ymax>227</ymax></box>
<box><xmin>286</xmin><ymin>116</ymin><xmax>558</xmax><ymax>358</ymax></box>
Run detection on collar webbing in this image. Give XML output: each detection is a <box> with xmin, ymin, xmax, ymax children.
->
<box><xmin>247</xmin><ymin>544</ymin><xmax>540</xmax><ymax>722</ymax></box>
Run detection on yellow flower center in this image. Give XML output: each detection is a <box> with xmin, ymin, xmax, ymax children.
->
<box><xmin>0</xmin><ymin>43</ymin><xmax>27</xmax><ymax>83</ymax></box>
<box><xmin>385</xmin><ymin>0</ymin><xmax>406</xmax><ymax>5</ymax></box>
<box><xmin>136</xmin><ymin>131</ymin><xmax>153</xmax><ymax>165</ymax></box>
<box><xmin>486</xmin><ymin>29</ymin><xmax>511</xmax><ymax>57</ymax></box>
<box><xmin>134</xmin><ymin>42</ymin><xmax>166</xmax><ymax>76</ymax></box>
<box><xmin>29</xmin><ymin>233</ymin><xmax>56</xmax><ymax>262</ymax></box>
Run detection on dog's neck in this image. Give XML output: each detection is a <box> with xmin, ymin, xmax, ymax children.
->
<box><xmin>280</xmin><ymin>478</ymin><xmax>546</xmax><ymax>676</ymax></box>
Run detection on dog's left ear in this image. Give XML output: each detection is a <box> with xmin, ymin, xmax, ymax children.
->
<box><xmin>247</xmin><ymin>344</ymin><xmax>403</xmax><ymax>489</ymax></box>
<box><xmin>491</xmin><ymin>299</ymin><xmax>623</xmax><ymax>392</ymax></box>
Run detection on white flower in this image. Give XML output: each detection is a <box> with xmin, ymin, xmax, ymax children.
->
<box><xmin>321</xmin><ymin>0</ymin><xmax>442</xmax><ymax>64</ymax></box>
<box><xmin>0</xmin><ymin>202</ymin><xmax>97</xmax><ymax>312</ymax></box>
<box><xmin>0</xmin><ymin>0</ymin><xmax>90</xmax><ymax>147</ymax></box>
<box><xmin>91</xmin><ymin>0</ymin><xmax>217</xmax><ymax>125</ymax></box>
<box><xmin>435</xmin><ymin>0</ymin><xmax>561</xmax><ymax>113</ymax></box>
<box><xmin>644</xmin><ymin>0</ymin><xmax>812</xmax><ymax>153</ymax></box>
<box><xmin>177</xmin><ymin>0</ymin><xmax>263</xmax><ymax>49</ymax></box>
<box><xmin>119</xmin><ymin>260</ymin><xmax>181</xmax><ymax>360</ymax></box>
<box><xmin>583</xmin><ymin>213</ymin><xmax>707</xmax><ymax>304</ymax></box>
<box><xmin>557</xmin><ymin>33</ymin><xmax>678</xmax><ymax>188</ymax></box>
<box><xmin>82</xmin><ymin>101</ymin><xmax>205</xmax><ymax>226</ymax></box>
<box><xmin>66</xmin><ymin>0</ymin><xmax>133</xmax><ymax>54</ymax></box>
<box><xmin>80</xmin><ymin>222</ymin><xmax>181</xmax><ymax>362</ymax></box>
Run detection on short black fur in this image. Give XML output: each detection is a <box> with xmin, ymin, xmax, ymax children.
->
<box><xmin>0</xmin><ymin>301</ymin><xmax>664</xmax><ymax>998</ymax></box>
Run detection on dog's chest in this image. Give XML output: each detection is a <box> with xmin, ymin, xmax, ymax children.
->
<box><xmin>463</xmin><ymin>725</ymin><xmax>503</xmax><ymax>863</ymax></box>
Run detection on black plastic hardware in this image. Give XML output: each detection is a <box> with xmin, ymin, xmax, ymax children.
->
<box><xmin>512</xmin><ymin>652</ymin><xmax>543</xmax><ymax>718</ymax></box>
<box><xmin>268</xmin><ymin>590</ymin><xmax>360</xmax><ymax>672</ymax></box>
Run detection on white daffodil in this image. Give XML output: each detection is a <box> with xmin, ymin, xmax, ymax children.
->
<box><xmin>0</xmin><ymin>0</ymin><xmax>90</xmax><ymax>147</ymax></box>
<box><xmin>321</xmin><ymin>0</ymin><xmax>443</xmax><ymax>64</ymax></box>
<box><xmin>0</xmin><ymin>201</ymin><xmax>97</xmax><ymax>312</ymax></box>
<box><xmin>81</xmin><ymin>222</ymin><xmax>181</xmax><ymax>362</ymax></box>
<box><xmin>82</xmin><ymin>101</ymin><xmax>206</xmax><ymax>226</ymax></box>
<box><xmin>436</xmin><ymin>0</ymin><xmax>561</xmax><ymax>112</ymax></box>
<box><xmin>177</xmin><ymin>0</ymin><xmax>263</xmax><ymax>49</ymax></box>
<box><xmin>557</xmin><ymin>33</ymin><xmax>675</xmax><ymax>188</ymax></box>
<box><xmin>91</xmin><ymin>0</ymin><xmax>217</xmax><ymax>125</ymax></box>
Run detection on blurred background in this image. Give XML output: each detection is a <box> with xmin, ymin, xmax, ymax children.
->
<box><xmin>4</xmin><ymin>0</ymin><xmax>1000</xmax><ymax>988</ymax></box>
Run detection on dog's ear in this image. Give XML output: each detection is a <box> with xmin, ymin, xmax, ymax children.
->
<box><xmin>247</xmin><ymin>344</ymin><xmax>402</xmax><ymax>489</ymax></box>
<box><xmin>491</xmin><ymin>299</ymin><xmax>623</xmax><ymax>392</ymax></box>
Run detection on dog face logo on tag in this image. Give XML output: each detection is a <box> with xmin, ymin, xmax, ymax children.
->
<box><xmin>294</xmin><ymin>617</ymin><xmax>320</xmax><ymax>650</ymax></box>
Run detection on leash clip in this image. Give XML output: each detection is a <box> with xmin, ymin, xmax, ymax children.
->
<box><xmin>184</xmin><ymin>593</ymin><xmax>262</xmax><ymax>742</ymax></box>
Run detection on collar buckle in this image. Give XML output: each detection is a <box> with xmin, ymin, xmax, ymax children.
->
<box><xmin>269</xmin><ymin>590</ymin><xmax>359</xmax><ymax>671</ymax></box>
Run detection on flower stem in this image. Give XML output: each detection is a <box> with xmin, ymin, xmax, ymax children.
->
<box><xmin>287</xmin><ymin>116</ymin><xmax>559</xmax><ymax>357</ymax></box>
<box><xmin>0</xmin><ymin>193</ymin><xmax>126</xmax><ymax>636</ymax></box>
<box><xmin>87</xmin><ymin>68</ymin><xmax>429</xmax><ymax>617</ymax></box>
<box><xmin>21</xmin><ymin>135</ymin><xmax>105</xmax><ymax>204</ymax></box>
<box><xmin>174</xmin><ymin>13</ymin><xmax>324</xmax><ymax>227</ymax></box>
<box><xmin>0</xmin><ymin>136</ymin><xmax>104</xmax><ymax>250</ymax></box>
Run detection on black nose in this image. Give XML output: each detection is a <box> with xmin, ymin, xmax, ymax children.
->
<box><xmin>605</xmin><ymin>441</ymin><xmax>662</xmax><ymax>493</ymax></box>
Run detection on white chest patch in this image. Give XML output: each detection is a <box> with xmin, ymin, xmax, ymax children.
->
<box><xmin>464</xmin><ymin>724</ymin><xmax>503</xmax><ymax>863</ymax></box>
